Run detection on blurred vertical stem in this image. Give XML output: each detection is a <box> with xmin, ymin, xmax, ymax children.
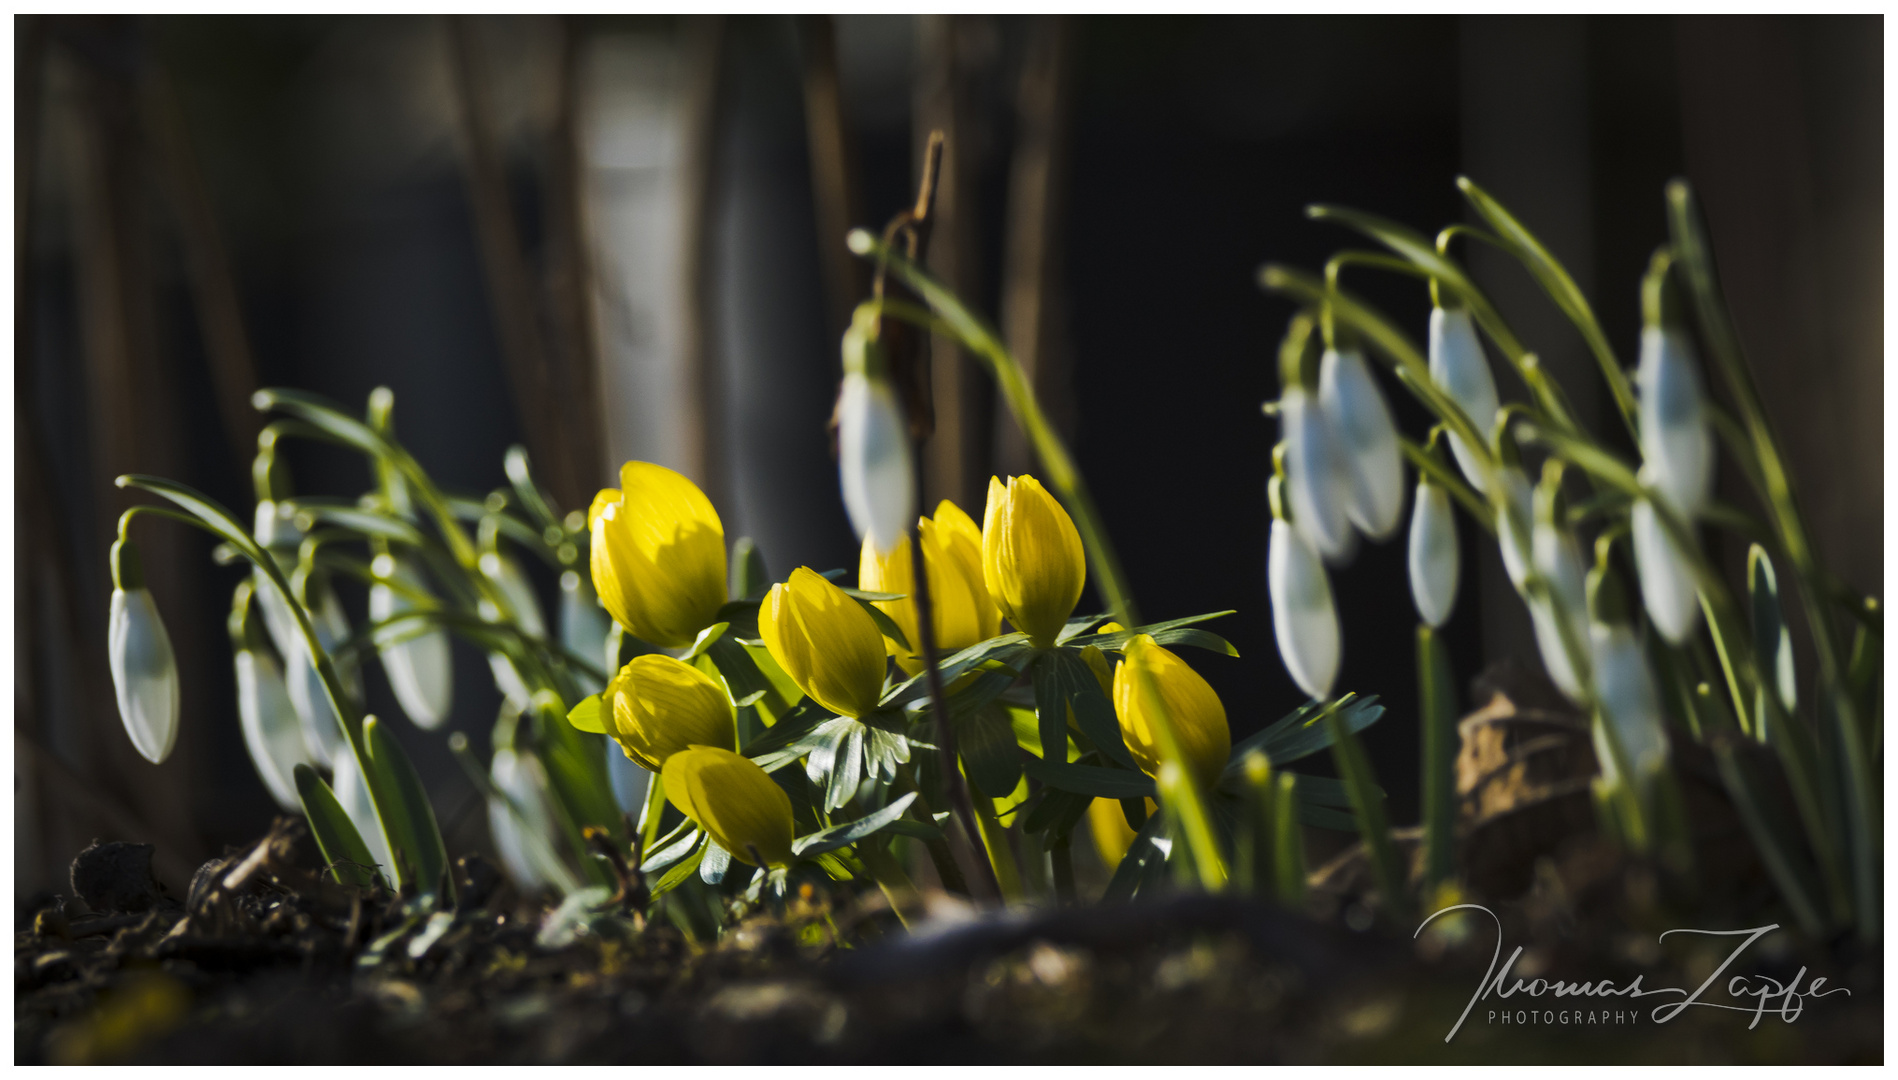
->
<box><xmin>1326</xmin><ymin>698</ymin><xmax>1408</xmax><ymax>919</ymax></box>
<box><xmin>675</xmin><ymin>14</ymin><xmax>730</xmax><ymax>509</ymax></box>
<box><xmin>1418</xmin><ymin>625</ymin><xmax>1459</xmax><ymax>896</ymax></box>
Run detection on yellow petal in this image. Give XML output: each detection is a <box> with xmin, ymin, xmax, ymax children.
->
<box><xmin>859</xmin><ymin>532</ymin><xmax>921</xmax><ymax>674</ymax></box>
<box><xmin>981</xmin><ymin>475</ymin><xmax>1085</xmax><ymax>647</ymax></box>
<box><xmin>589</xmin><ymin>462</ymin><xmax>727</xmax><ymax>648</ymax></box>
<box><xmin>605</xmin><ymin>654</ymin><xmax>736</xmax><ymax>772</ymax></box>
<box><xmin>1088</xmin><ymin>797</ymin><xmax>1138</xmax><ymax>869</ymax></box>
<box><xmin>1112</xmin><ymin>634</ymin><xmax>1231</xmax><ymax>790</ymax></box>
<box><xmin>760</xmin><ymin>567</ymin><xmax>887</xmax><ymax>719</ymax></box>
<box><xmin>662</xmin><ymin>745</ymin><xmax>795</xmax><ymax>867</ymax></box>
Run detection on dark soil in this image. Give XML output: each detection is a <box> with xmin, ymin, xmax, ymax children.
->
<box><xmin>16</xmin><ymin>673</ymin><xmax>1882</xmax><ymax>1064</ymax></box>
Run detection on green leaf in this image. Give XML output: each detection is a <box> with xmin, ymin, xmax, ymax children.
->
<box><xmin>792</xmin><ymin>792</ymin><xmax>921</xmax><ymax>857</ymax></box>
<box><xmin>1055</xmin><ymin>613</ymin><xmax>1111</xmax><ymax>644</ymax></box>
<box><xmin>567</xmin><ymin>694</ymin><xmax>606</xmax><ymax>734</ymax></box>
<box><xmin>1102</xmin><ymin>810</ymin><xmax>1169</xmax><ymax>902</ymax></box>
<box><xmin>882</xmin><ymin>635</ymin><xmax>1030</xmax><ymax>710</ymax></box>
<box><xmin>826</xmin><ymin>725</ymin><xmax>866</xmax><ymax>813</ymax></box>
<box><xmin>885</xmin><ymin>814</ymin><xmax>948</xmax><ymax>843</ymax></box>
<box><xmin>1065</xmin><ymin>610</ymin><xmax>1236</xmax><ymax>651</ymax></box>
<box><xmin>705</xmin><ymin>636</ymin><xmax>770</xmax><ymax>708</ymax></box>
<box><xmin>363</xmin><ymin>716</ymin><xmax>454</xmax><ymax>904</ymax></box>
<box><xmin>1326</xmin><ymin>704</ymin><xmax>1407</xmax><ymax>915</ymax></box>
<box><xmin>293</xmin><ymin>764</ymin><xmax>382</xmax><ymax>888</ymax></box>
<box><xmin>640</xmin><ymin>824</ymin><xmax>702</xmax><ymax>873</ymax></box>
<box><xmin>712</xmin><ymin>598</ymin><xmax>762</xmax><ymax>641</ymax></box>
<box><xmin>1456</xmin><ymin>175</ymin><xmax>1639</xmax><ymax>436</ymax></box>
<box><xmin>958</xmin><ymin>704</ymin><xmax>1023</xmax><ymax>800</ymax></box>
<box><xmin>287</xmin><ymin>504</ymin><xmax>428</xmax><ymax>547</ymax></box>
<box><xmin>252</xmin><ymin>388</ymin><xmax>387</xmax><ymax>458</ymax></box>
<box><xmin>1147</xmin><ymin>627</ymin><xmax>1239</xmax><ymax>658</ymax></box>
<box><xmin>1031</xmin><ymin>652</ymin><xmax>1068</xmax><ymax>771</ymax></box>
<box><xmin>730</xmin><ymin>537</ymin><xmax>771</xmax><ymax>601</ymax></box>
<box><xmin>1022</xmin><ymin>787</ymin><xmax>1091</xmax><ymax>839</ymax></box>
<box><xmin>649</xmin><ymin>836</ymin><xmax>707</xmax><ymax>898</ymax></box>
<box><xmin>742</xmin><ymin>699</ymin><xmax>830</xmax><ymax>771</ymax></box>
<box><xmin>1024</xmin><ymin>757</ymin><xmax>1155</xmax><ymax>799</ymax></box>
<box><xmin>1226</xmin><ymin>694</ymin><xmax>1383</xmax><ymax>771</ymax></box>
<box><xmin>1055</xmin><ymin>649</ymin><xmax>1138</xmax><ymax>770</ymax></box>
<box><xmin>682</xmin><ymin>621</ymin><xmax>730</xmax><ymax>662</ymax></box>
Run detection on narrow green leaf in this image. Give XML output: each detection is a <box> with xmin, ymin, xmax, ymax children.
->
<box><xmin>640</xmin><ymin>824</ymin><xmax>702</xmax><ymax>873</ymax></box>
<box><xmin>649</xmin><ymin>836</ymin><xmax>707</xmax><ymax>898</ymax></box>
<box><xmin>1065</xmin><ymin>610</ymin><xmax>1237</xmax><ymax>651</ymax></box>
<box><xmin>1147</xmin><ymin>627</ymin><xmax>1240</xmax><ymax>658</ymax></box>
<box><xmin>1326</xmin><ymin>703</ymin><xmax>1408</xmax><ymax>917</ymax></box>
<box><xmin>1711</xmin><ymin>739</ymin><xmax>1828</xmax><ymax>938</ymax></box>
<box><xmin>958</xmin><ymin>704</ymin><xmax>1023</xmax><ymax>799</ymax></box>
<box><xmin>293</xmin><ymin>764</ymin><xmax>382</xmax><ymax>888</ymax></box>
<box><xmin>705</xmin><ymin>636</ymin><xmax>770</xmax><ymax>707</ymax></box>
<box><xmin>792</xmin><ymin>792</ymin><xmax>921</xmax><ymax>857</ymax></box>
<box><xmin>1227</xmin><ymin>694</ymin><xmax>1383</xmax><ymax>771</ymax></box>
<box><xmin>701</xmin><ymin>838</ymin><xmax>732</xmax><ymax>884</ymax></box>
<box><xmin>1102</xmin><ymin>810</ymin><xmax>1169</xmax><ymax>902</ymax></box>
<box><xmin>1023</xmin><ymin>757</ymin><xmax>1155</xmax><ymax>799</ymax></box>
<box><xmin>1057</xmin><ymin>650</ymin><xmax>1138</xmax><ymax>770</ymax></box>
<box><xmin>364</xmin><ymin>716</ymin><xmax>454</xmax><ymax>904</ymax></box>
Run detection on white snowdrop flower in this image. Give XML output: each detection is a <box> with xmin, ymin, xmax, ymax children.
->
<box><xmin>1268</xmin><ymin>518</ymin><xmax>1342</xmax><ymax>700</ymax></box>
<box><xmin>1428</xmin><ymin>306</ymin><xmax>1501</xmax><ymax>485</ymax></box>
<box><xmin>1320</xmin><ymin>346</ymin><xmax>1404</xmax><ymax>539</ymax></box>
<box><xmin>109</xmin><ymin>584</ymin><xmax>181</xmax><ymax>765</ymax></box>
<box><xmin>285</xmin><ymin>634</ymin><xmax>346</xmax><ymax>767</ymax></box>
<box><xmin>1407</xmin><ymin>479</ymin><xmax>1459</xmax><ymax>628</ymax></box>
<box><xmin>1492</xmin><ymin>467</ymin><xmax>1535</xmax><ymax>593</ymax></box>
<box><xmin>559</xmin><ymin>570</ymin><xmax>613</xmax><ymax>696</ymax></box>
<box><xmin>370</xmin><ymin>555</ymin><xmax>454</xmax><ymax>730</ymax></box>
<box><xmin>1281</xmin><ymin>386</ymin><xmax>1356</xmax><ymax>563</ymax></box>
<box><xmin>1531</xmin><ymin>513</ymin><xmax>1591</xmax><ymax>701</ymax></box>
<box><xmin>330</xmin><ymin>750</ymin><xmax>393</xmax><ymax>876</ymax></box>
<box><xmin>1637</xmin><ymin>326</ymin><xmax>1714</xmax><ymax>517</ymax></box>
<box><xmin>1632</xmin><ymin>496</ymin><xmax>1702</xmax><ymax>644</ymax></box>
<box><xmin>838</xmin><ymin>370</ymin><xmax>915</xmax><ymax>557</ymax></box>
<box><xmin>235</xmin><ymin>647</ymin><xmax>310</xmax><ymax>812</ymax></box>
<box><xmin>1589</xmin><ymin>622</ymin><xmax>1670</xmax><ymax>787</ymax></box>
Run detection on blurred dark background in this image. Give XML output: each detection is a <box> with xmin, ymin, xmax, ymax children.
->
<box><xmin>14</xmin><ymin>15</ymin><xmax>1881</xmax><ymax>897</ymax></box>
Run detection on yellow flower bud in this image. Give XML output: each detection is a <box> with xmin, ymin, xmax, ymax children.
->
<box><xmin>589</xmin><ymin>462</ymin><xmax>727</xmax><ymax>649</ymax></box>
<box><xmin>981</xmin><ymin>475</ymin><xmax>1086</xmax><ymax>648</ymax></box>
<box><xmin>1112</xmin><ymin>634</ymin><xmax>1231</xmax><ymax>791</ymax></box>
<box><xmin>662</xmin><ymin>745</ymin><xmax>795</xmax><ymax>867</ymax></box>
<box><xmin>603</xmin><ymin>654</ymin><xmax>737</xmax><ymax>772</ymax></box>
<box><xmin>859</xmin><ymin>499</ymin><xmax>1001</xmax><ymax>674</ymax></box>
<box><xmin>760</xmin><ymin>567</ymin><xmax>888</xmax><ymax>719</ymax></box>
<box><xmin>1088</xmin><ymin>797</ymin><xmax>1138</xmax><ymax>869</ymax></box>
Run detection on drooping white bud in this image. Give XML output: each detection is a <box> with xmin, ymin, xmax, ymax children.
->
<box><xmin>285</xmin><ymin>634</ymin><xmax>346</xmax><ymax>767</ymax></box>
<box><xmin>1429</xmin><ymin>306</ymin><xmax>1501</xmax><ymax>485</ymax></box>
<box><xmin>1636</xmin><ymin>327</ymin><xmax>1714</xmax><ymax>517</ymax></box>
<box><xmin>1407</xmin><ymin>480</ymin><xmax>1459</xmax><ymax>628</ymax></box>
<box><xmin>559</xmin><ymin>570</ymin><xmax>613</xmax><ymax>696</ymax></box>
<box><xmin>330</xmin><ymin>749</ymin><xmax>393</xmax><ymax>876</ymax></box>
<box><xmin>370</xmin><ymin>555</ymin><xmax>454</xmax><ymax>730</ymax></box>
<box><xmin>1268</xmin><ymin>518</ymin><xmax>1341</xmax><ymax>700</ymax></box>
<box><xmin>1492</xmin><ymin>467</ymin><xmax>1535</xmax><ymax>592</ymax></box>
<box><xmin>235</xmin><ymin>647</ymin><xmax>310</xmax><ymax>812</ymax></box>
<box><xmin>838</xmin><ymin>370</ymin><xmax>915</xmax><ymax>557</ymax></box>
<box><xmin>1320</xmin><ymin>347</ymin><xmax>1404</xmax><ymax>539</ymax></box>
<box><xmin>1631</xmin><ymin>496</ymin><xmax>1702</xmax><ymax>644</ymax></box>
<box><xmin>1531</xmin><ymin>516</ymin><xmax>1591</xmax><ymax>702</ymax></box>
<box><xmin>1281</xmin><ymin>386</ymin><xmax>1356</xmax><ymax>563</ymax></box>
<box><xmin>109</xmin><ymin>587</ymin><xmax>181</xmax><ymax>765</ymax></box>
<box><xmin>1589</xmin><ymin>622</ymin><xmax>1670</xmax><ymax>787</ymax></box>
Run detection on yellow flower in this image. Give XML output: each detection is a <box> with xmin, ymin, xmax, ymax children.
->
<box><xmin>859</xmin><ymin>500</ymin><xmax>1001</xmax><ymax>674</ymax></box>
<box><xmin>760</xmin><ymin>567</ymin><xmax>888</xmax><ymax>719</ymax></box>
<box><xmin>982</xmin><ymin>475</ymin><xmax>1086</xmax><ymax>648</ymax></box>
<box><xmin>662</xmin><ymin>745</ymin><xmax>795</xmax><ymax>867</ymax></box>
<box><xmin>1088</xmin><ymin>797</ymin><xmax>1138</xmax><ymax>869</ymax></box>
<box><xmin>603</xmin><ymin>654</ymin><xmax>737</xmax><ymax>772</ymax></box>
<box><xmin>1113</xmin><ymin>634</ymin><xmax>1231</xmax><ymax>790</ymax></box>
<box><xmin>590</xmin><ymin>462</ymin><xmax>727</xmax><ymax>649</ymax></box>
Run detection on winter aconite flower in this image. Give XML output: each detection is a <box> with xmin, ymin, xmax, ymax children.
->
<box><xmin>1427</xmin><ymin>304</ymin><xmax>1500</xmax><ymax>485</ymax></box>
<box><xmin>603</xmin><ymin>654</ymin><xmax>737</xmax><ymax>772</ymax></box>
<box><xmin>838</xmin><ymin>307</ymin><xmax>916</xmax><ymax>557</ymax></box>
<box><xmin>109</xmin><ymin>542</ymin><xmax>181</xmax><ymax>765</ymax></box>
<box><xmin>1268</xmin><ymin>516</ymin><xmax>1341</xmax><ymax>702</ymax></box>
<box><xmin>1320</xmin><ymin>346</ymin><xmax>1404</xmax><ymax>540</ymax></box>
<box><xmin>369</xmin><ymin>555</ymin><xmax>453</xmax><ymax>730</ymax></box>
<box><xmin>1113</xmin><ymin>634</ymin><xmax>1232</xmax><ymax>791</ymax></box>
<box><xmin>1407</xmin><ymin>476</ymin><xmax>1459</xmax><ymax>629</ymax></box>
<box><xmin>590</xmin><ymin>461</ymin><xmax>728</xmax><ymax>649</ymax></box>
<box><xmin>981</xmin><ymin>475</ymin><xmax>1086</xmax><ymax>648</ymax></box>
<box><xmin>663</xmin><ymin>745</ymin><xmax>796</xmax><ymax>867</ymax></box>
<box><xmin>860</xmin><ymin>499</ymin><xmax>1000</xmax><ymax>673</ymax></box>
<box><xmin>761</xmin><ymin>567</ymin><xmax>888</xmax><ymax>719</ymax></box>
